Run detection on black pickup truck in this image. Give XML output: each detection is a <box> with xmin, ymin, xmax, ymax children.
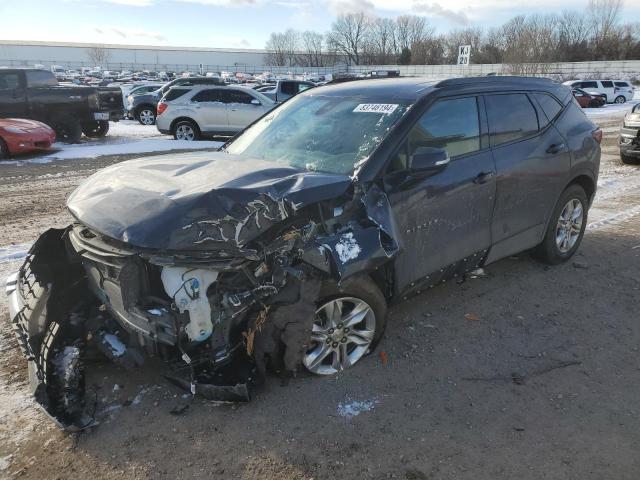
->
<box><xmin>0</xmin><ymin>69</ymin><xmax>123</xmax><ymax>143</ymax></box>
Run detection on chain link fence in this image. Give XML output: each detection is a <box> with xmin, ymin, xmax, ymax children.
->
<box><xmin>2</xmin><ymin>58</ymin><xmax>639</xmax><ymax>81</ymax></box>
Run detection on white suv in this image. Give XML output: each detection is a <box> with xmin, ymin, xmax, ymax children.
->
<box><xmin>156</xmin><ymin>85</ymin><xmax>275</xmax><ymax>140</ymax></box>
<box><xmin>563</xmin><ymin>79</ymin><xmax>635</xmax><ymax>104</ymax></box>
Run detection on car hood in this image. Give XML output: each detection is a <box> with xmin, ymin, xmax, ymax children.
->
<box><xmin>67</xmin><ymin>151</ymin><xmax>353</xmax><ymax>252</ymax></box>
<box><xmin>0</xmin><ymin>118</ymin><xmax>52</xmax><ymax>131</ymax></box>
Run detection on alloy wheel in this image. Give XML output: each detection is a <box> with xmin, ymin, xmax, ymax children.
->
<box><xmin>175</xmin><ymin>124</ymin><xmax>196</xmax><ymax>141</ymax></box>
<box><xmin>303</xmin><ymin>297</ymin><xmax>376</xmax><ymax>375</ymax></box>
<box><xmin>614</xmin><ymin>96</ymin><xmax>626</xmax><ymax>104</ymax></box>
<box><xmin>139</xmin><ymin>109</ymin><xmax>155</xmax><ymax>125</ymax></box>
<box><xmin>555</xmin><ymin>198</ymin><xmax>584</xmax><ymax>253</ymax></box>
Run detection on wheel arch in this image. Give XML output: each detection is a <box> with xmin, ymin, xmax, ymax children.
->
<box><xmin>568</xmin><ymin>174</ymin><xmax>596</xmax><ymax>206</ymax></box>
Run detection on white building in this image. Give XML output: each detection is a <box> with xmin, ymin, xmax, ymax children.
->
<box><xmin>0</xmin><ymin>40</ymin><xmax>270</xmax><ymax>72</ymax></box>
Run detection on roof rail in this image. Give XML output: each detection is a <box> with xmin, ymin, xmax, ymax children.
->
<box><xmin>435</xmin><ymin>76</ymin><xmax>554</xmax><ymax>88</ymax></box>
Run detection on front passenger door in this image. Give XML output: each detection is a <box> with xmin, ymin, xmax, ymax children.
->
<box><xmin>385</xmin><ymin>96</ymin><xmax>497</xmax><ymax>295</ymax></box>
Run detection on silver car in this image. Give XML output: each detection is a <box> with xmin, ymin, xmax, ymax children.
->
<box><xmin>156</xmin><ymin>85</ymin><xmax>275</xmax><ymax>140</ymax></box>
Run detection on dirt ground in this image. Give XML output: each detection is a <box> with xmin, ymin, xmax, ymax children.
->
<box><xmin>0</xmin><ymin>110</ymin><xmax>639</xmax><ymax>480</ymax></box>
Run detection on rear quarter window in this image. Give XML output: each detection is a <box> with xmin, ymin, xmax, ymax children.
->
<box><xmin>532</xmin><ymin>93</ymin><xmax>563</xmax><ymax>123</ymax></box>
<box><xmin>485</xmin><ymin>94</ymin><xmax>539</xmax><ymax>146</ymax></box>
<box><xmin>614</xmin><ymin>81</ymin><xmax>629</xmax><ymax>87</ymax></box>
<box><xmin>163</xmin><ymin>88</ymin><xmax>190</xmax><ymax>101</ymax></box>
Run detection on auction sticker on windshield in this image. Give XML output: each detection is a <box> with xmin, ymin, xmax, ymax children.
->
<box><xmin>353</xmin><ymin>104</ymin><xmax>399</xmax><ymax>114</ymax></box>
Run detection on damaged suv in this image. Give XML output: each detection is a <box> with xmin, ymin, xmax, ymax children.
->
<box><xmin>6</xmin><ymin>77</ymin><xmax>601</xmax><ymax>429</ymax></box>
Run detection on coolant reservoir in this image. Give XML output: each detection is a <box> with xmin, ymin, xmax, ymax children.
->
<box><xmin>160</xmin><ymin>267</ymin><xmax>219</xmax><ymax>342</ymax></box>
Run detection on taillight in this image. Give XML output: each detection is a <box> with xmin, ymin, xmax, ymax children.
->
<box><xmin>157</xmin><ymin>102</ymin><xmax>167</xmax><ymax>116</ymax></box>
<box><xmin>592</xmin><ymin>128</ymin><xmax>602</xmax><ymax>144</ymax></box>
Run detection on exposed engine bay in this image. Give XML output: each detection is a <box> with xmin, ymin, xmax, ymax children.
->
<box><xmin>6</xmin><ymin>153</ymin><xmax>404</xmax><ymax>429</ymax></box>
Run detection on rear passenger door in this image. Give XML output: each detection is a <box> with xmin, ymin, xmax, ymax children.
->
<box><xmin>484</xmin><ymin>92</ymin><xmax>571</xmax><ymax>263</ymax></box>
<box><xmin>385</xmin><ymin>95</ymin><xmax>497</xmax><ymax>294</ymax></box>
<box><xmin>0</xmin><ymin>71</ymin><xmax>27</xmax><ymax>118</ymax></box>
<box><xmin>598</xmin><ymin>80</ymin><xmax>615</xmax><ymax>102</ymax></box>
<box><xmin>190</xmin><ymin>89</ymin><xmax>229</xmax><ymax>132</ymax></box>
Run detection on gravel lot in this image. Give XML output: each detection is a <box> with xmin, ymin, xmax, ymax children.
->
<box><xmin>0</xmin><ymin>105</ymin><xmax>639</xmax><ymax>480</ymax></box>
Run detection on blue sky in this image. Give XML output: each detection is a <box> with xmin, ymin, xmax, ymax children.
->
<box><xmin>0</xmin><ymin>0</ymin><xmax>638</xmax><ymax>49</ymax></box>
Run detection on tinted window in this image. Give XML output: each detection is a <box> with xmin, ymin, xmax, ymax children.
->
<box><xmin>298</xmin><ymin>83</ymin><xmax>314</xmax><ymax>93</ymax></box>
<box><xmin>600</xmin><ymin>81</ymin><xmax>613</xmax><ymax>88</ymax></box>
<box><xmin>581</xmin><ymin>81</ymin><xmax>598</xmax><ymax>89</ymax></box>
<box><xmin>486</xmin><ymin>94</ymin><xmax>539</xmax><ymax>146</ymax></box>
<box><xmin>389</xmin><ymin>97</ymin><xmax>480</xmax><ymax>171</ymax></box>
<box><xmin>191</xmin><ymin>89</ymin><xmax>224</xmax><ymax>102</ymax></box>
<box><xmin>533</xmin><ymin>93</ymin><xmax>563</xmax><ymax>123</ymax></box>
<box><xmin>0</xmin><ymin>72</ymin><xmax>21</xmax><ymax>90</ymax></box>
<box><xmin>227</xmin><ymin>90</ymin><xmax>255</xmax><ymax>104</ymax></box>
<box><xmin>25</xmin><ymin>70</ymin><xmax>57</xmax><ymax>87</ymax></box>
<box><xmin>614</xmin><ymin>81</ymin><xmax>629</xmax><ymax>87</ymax></box>
<box><xmin>163</xmin><ymin>88</ymin><xmax>190</xmax><ymax>101</ymax></box>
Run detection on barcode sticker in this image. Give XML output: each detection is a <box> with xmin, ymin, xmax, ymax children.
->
<box><xmin>353</xmin><ymin>104</ymin><xmax>399</xmax><ymax>114</ymax></box>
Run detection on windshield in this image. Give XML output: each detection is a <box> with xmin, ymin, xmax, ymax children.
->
<box><xmin>225</xmin><ymin>94</ymin><xmax>411</xmax><ymax>175</ymax></box>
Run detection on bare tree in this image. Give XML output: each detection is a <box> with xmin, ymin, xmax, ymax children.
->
<box><xmin>86</xmin><ymin>46</ymin><xmax>111</xmax><ymax>66</ymax></box>
<box><xmin>500</xmin><ymin>15</ymin><xmax>560</xmax><ymax>75</ymax></box>
<box><xmin>370</xmin><ymin>17</ymin><xmax>396</xmax><ymax>64</ymax></box>
<box><xmin>265</xmin><ymin>29</ymin><xmax>299</xmax><ymax>66</ymax></box>
<box><xmin>327</xmin><ymin>13</ymin><xmax>371</xmax><ymax>65</ymax></box>
<box><xmin>588</xmin><ymin>0</ymin><xmax>623</xmax><ymax>58</ymax></box>
<box><xmin>301</xmin><ymin>31</ymin><xmax>325</xmax><ymax>67</ymax></box>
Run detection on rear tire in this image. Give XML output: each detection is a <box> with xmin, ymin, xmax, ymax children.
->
<box><xmin>533</xmin><ymin>184</ymin><xmax>588</xmax><ymax>265</ymax></box>
<box><xmin>173</xmin><ymin>120</ymin><xmax>200</xmax><ymax>141</ymax></box>
<box><xmin>51</xmin><ymin>117</ymin><xmax>82</xmax><ymax>144</ymax></box>
<box><xmin>82</xmin><ymin>120</ymin><xmax>109</xmax><ymax>138</ymax></box>
<box><xmin>614</xmin><ymin>95</ymin><xmax>626</xmax><ymax>104</ymax></box>
<box><xmin>0</xmin><ymin>138</ymin><xmax>8</xmax><ymax>159</ymax></box>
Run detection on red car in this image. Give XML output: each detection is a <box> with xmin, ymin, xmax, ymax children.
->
<box><xmin>0</xmin><ymin>119</ymin><xmax>56</xmax><ymax>159</ymax></box>
<box><xmin>572</xmin><ymin>88</ymin><xmax>606</xmax><ymax>108</ymax></box>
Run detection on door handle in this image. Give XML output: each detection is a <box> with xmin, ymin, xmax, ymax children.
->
<box><xmin>546</xmin><ymin>143</ymin><xmax>566</xmax><ymax>154</ymax></box>
<box><xmin>473</xmin><ymin>171</ymin><xmax>494</xmax><ymax>184</ymax></box>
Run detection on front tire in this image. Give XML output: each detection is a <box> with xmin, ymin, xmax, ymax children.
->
<box><xmin>136</xmin><ymin>106</ymin><xmax>156</xmax><ymax>125</ymax></box>
<box><xmin>81</xmin><ymin>120</ymin><xmax>110</xmax><ymax>138</ymax></box>
<box><xmin>534</xmin><ymin>184</ymin><xmax>588</xmax><ymax>264</ymax></box>
<box><xmin>303</xmin><ymin>275</ymin><xmax>387</xmax><ymax>375</ymax></box>
<box><xmin>614</xmin><ymin>95</ymin><xmax>626</xmax><ymax>104</ymax></box>
<box><xmin>621</xmin><ymin>152</ymin><xmax>639</xmax><ymax>164</ymax></box>
<box><xmin>0</xmin><ymin>138</ymin><xmax>8</xmax><ymax>159</ymax></box>
<box><xmin>173</xmin><ymin>120</ymin><xmax>200</xmax><ymax>141</ymax></box>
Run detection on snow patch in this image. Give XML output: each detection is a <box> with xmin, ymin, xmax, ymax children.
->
<box><xmin>0</xmin><ymin>243</ymin><xmax>31</xmax><ymax>265</ymax></box>
<box><xmin>334</xmin><ymin>232</ymin><xmax>361</xmax><ymax>264</ymax></box>
<box><xmin>337</xmin><ymin>398</ymin><xmax>378</xmax><ymax>418</ymax></box>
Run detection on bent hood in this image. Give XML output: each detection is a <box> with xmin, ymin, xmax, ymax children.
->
<box><xmin>67</xmin><ymin>151</ymin><xmax>352</xmax><ymax>251</ymax></box>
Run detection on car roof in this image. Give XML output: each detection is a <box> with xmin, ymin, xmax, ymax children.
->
<box><xmin>307</xmin><ymin>76</ymin><xmax>565</xmax><ymax>101</ymax></box>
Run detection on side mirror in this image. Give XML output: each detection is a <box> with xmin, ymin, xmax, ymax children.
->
<box><xmin>251</xmin><ymin>99</ymin><xmax>261</xmax><ymax>106</ymax></box>
<box><xmin>410</xmin><ymin>147</ymin><xmax>450</xmax><ymax>172</ymax></box>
